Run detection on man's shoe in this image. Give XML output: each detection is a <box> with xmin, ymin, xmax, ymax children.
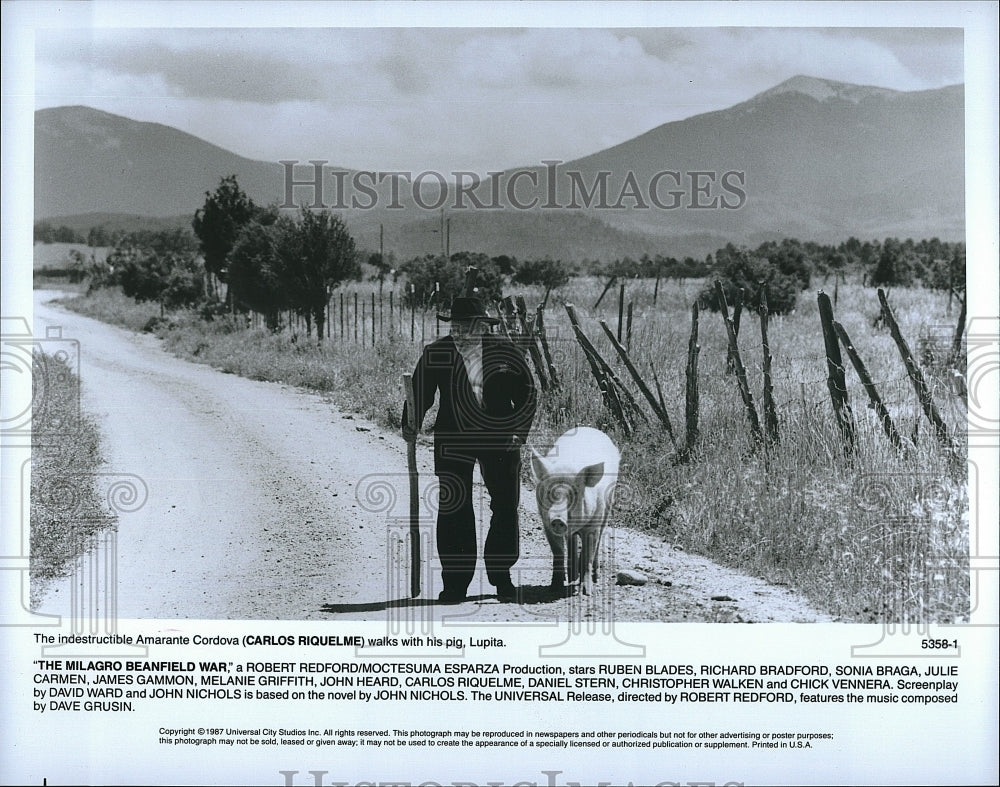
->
<box><xmin>437</xmin><ymin>589</ymin><xmax>467</xmax><ymax>604</ymax></box>
<box><xmin>495</xmin><ymin>582</ymin><xmax>519</xmax><ymax>603</ymax></box>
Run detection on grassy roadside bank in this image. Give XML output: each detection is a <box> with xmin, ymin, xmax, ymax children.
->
<box><xmin>30</xmin><ymin>351</ymin><xmax>115</xmax><ymax>608</ymax></box>
<box><xmin>53</xmin><ymin>283</ymin><xmax>969</xmax><ymax>623</ymax></box>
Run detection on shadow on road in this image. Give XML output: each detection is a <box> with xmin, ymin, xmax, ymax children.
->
<box><xmin>320</xmin><ymin>584</ymin><xmax>564</xmax><ymax>614</ymax></box>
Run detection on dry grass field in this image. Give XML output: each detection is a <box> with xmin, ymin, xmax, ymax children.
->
<box><xmin>57</xmin><ymin>273</ymin><xmax>969</xmax><ymax>623</ymax></box>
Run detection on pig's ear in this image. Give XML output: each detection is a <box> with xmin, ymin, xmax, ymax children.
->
<box><xmin>579</xmin><ymin>462</ymin><xmax>604</xmax><ymax>488</ymax></box>
<box><xmin>529</xmin><ymin>448</ymin><xmax>548</xmax><ymax>481</ymax></box>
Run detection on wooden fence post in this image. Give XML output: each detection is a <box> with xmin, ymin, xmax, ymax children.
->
<box><xmin>535</xmin><ymin>304</ymin><xmax>560</xmax><ymax>389</ymax></box>
<box><xmin>832</xmin><ymin>320</ymin><xmax>903</xmax><ymax>451</ymax></box>
<box><xmin>726</xmin><ymin>287</ymin><xmax>744</xmax><ymax>375</ymax></box>
<box><xmin>463</xmin><ymin>266</ymin><xmax>479</xmax><ymax>297</ymax></box>
<box><xmin>714</xmin><ymin>281</ymin><xmax>763</xmax><ymax>446</ymax></box>
<box><xmin>759</xmin><ymin>287</ymin><xmax>779</xmax><ymax>445</ymax></box>
<box><xmin>817</xmin><ymin>291</ymin><xmax>855</xmax><ymax>453</ymax></box>
<box><xmin>495</xmin><ymin>298</ymin><xmax>514</xmax><ymax>341</ymax></box>
<box><xmin>514</xmin><ymin>295</ymin><xmax>549</xmax><ymax>391</ymax></box>
<box><xmin>617</xmin><ymin>283</ymin><xmax>626</xmax><ymax>342</ymax></box>
<box><xmin>593</xmin><ymin>275</ymin><xmax>617</xmax><ymax>309</ymax></box>
<box><xmin>949</xmin><ymin>291</ymin><xmax>967</xmax><ymax>370</ymax></box>
<box><xmin>565</xmin><ymin>303</ymin><xmax>633</xmax><ymax>436</ymax></box>
<box><xmin>598</xmin><ymin>319</ymin><xmax>677</xmax><ymax>447</ymax></box>
<box><xmin>625</xmin><ymin>302</ymin><xmax>634</xmax><ymax>353</ymax></box>
<box><xmin>683</xmin><ymin>301</ymin><xmax>700</xmax><ymax>458</ymax></box>
<box><xmin>877</xmin><ymin>288</ymin><xmax>952</xmax><ymax>447</ymax></box>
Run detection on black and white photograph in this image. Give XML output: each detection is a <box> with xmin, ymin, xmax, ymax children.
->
<box><xmin>2</xmin><ymin>2</ymin><xmax>998</xmax><ymax>786</ymax></box>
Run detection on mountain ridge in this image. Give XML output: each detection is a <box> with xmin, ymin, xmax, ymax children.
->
<box><xmin>35</xmin><ymin>76</ymin><xmax>965</xmax><ymax>259</ymax></box>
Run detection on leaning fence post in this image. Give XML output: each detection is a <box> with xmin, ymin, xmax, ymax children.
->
<box><xmin>714</xmin><ymin>281</ymin><xmax>763</xmax><ymax>445</ymax></box>
<box><xmin>565</xmin><ymin>303</ymin><xmax>633</xmax><ymax>436</ymax></box>
<box><xmin>817</xmin><ymin>290</ymin><xmax>855</xmax><ymax>453</ymax></box>
<box><xmin>832</xmin><ymin>320</ymin><xmax>902</xmax><ymax>451</ymax></box>
<box><xmin>598</xmin><ymin>319</ymin><xmax>677</xmax><ymax>448</ymax></box>
<box><xmin>949</xmin><ymin>291</ymin><xmax>967</xmax><ymax>371</ymax></box>
<box><xmin>515</xmin><ymin>295</ymin><xmax>549</xmax><ymax>392</ymax></box>
<box><xmin>759</xmin><ymin>287</ymin><xmax>779</xmax><ymax>445</ymax></box>
<box><xmin>877</xmin><ymin>288</ymin><xmax>952</xmax><ymax>447</ymax></box>
<box><xmin>535</xmin><ymin>304</ymin><xmax>560</xmax><ymax>389</ymax></box>
<box><xmin>593</xmin><ymin>275</ymin><xmax>617</xmax><ymax>309</ymax></box>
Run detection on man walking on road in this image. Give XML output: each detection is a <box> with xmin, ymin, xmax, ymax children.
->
<box><xmin>402</xmin><ymin>297</ymin><xmax>537</xmax><ymax>603</ymax></box>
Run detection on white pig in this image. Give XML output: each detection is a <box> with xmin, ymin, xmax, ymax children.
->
<box><xmin>529</xmin><ymin>427</ymin><xmax>620</xmax><ymax>595</ymax></box>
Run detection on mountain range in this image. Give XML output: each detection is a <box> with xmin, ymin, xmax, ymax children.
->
<box><xmin>35</xmin><ymin>75</ymin><xmax>964</xmax><ymax>260</ymax></box>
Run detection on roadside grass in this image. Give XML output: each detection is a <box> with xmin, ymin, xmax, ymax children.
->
<box><xmin>30</xmin><ymin>352</ymin><xmax>115</xmax><ymax>608</ymax></box>
<box><xmin>57</xmin><ymin>276</ymin><xmax>969</xmax><ymax>622</ymax></box>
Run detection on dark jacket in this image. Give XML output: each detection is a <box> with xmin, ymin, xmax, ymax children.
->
<box><xmin>404</xmin><ymin>334</ymin><xmax>537</xmax><ymax>457</ymax></box>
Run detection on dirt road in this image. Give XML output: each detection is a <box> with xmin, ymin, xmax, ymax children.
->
<box><xmin>32</xmin><ymin>291</ymin><xmax>831</xmax><ymax>623</ymax></box>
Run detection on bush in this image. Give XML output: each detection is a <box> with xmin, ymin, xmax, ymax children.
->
<box><xmin>511</xmin><ymin>257</ymin><xmax>573</xmax><ymax>290</ymax></box>
<box><xmin>698</xmin><ymin>244</ymin><xmax>804</xmax><ymax>314</ymax></box>
<box><xmin>109</xmin><ymin>229</ymin><xmax>205</xmax><ymax>309</ymax></box>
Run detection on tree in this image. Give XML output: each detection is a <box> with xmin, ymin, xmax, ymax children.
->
<box><xmin>227</xmin><ymin>219</ymin><xmax>288</xmax><ymax>330</ymax></box>
<box><xmin>401</xmin><ymin>252</ymin><xmax>503</xmax><ymax>308</ymax></box>
<box><xmin>192</xmin><ymin>175</ymin><xmax>261</xmax><ymax>289</ymax></box>
<box><xmin>87</xmin><ymin>225</ymin><xmax>115</xmax><ymax>248</ymax></box>
<box><xmin>511</xmin><ymin>257</ymin><xmax>573</xmax><ymax>290</ymax></box>
<box><xmin>871</xmin><ymin>237</ymin><xmax>914</xmax><ymax>287</ymax></box>
<box><xmin>754</xmin><ymin>238</ymin><xmax>813</xmax><ymax>289</ymax></box>
<box><xmin>273</xmin><ymin>210</ymin><xmax>359</xmax><ymax>342</ymax></box>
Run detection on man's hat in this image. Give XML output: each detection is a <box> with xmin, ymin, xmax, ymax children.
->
<box><xmin>438</xmin><ymin>297</ymin><xmax>500</xmax><ymax>324</ymax></box>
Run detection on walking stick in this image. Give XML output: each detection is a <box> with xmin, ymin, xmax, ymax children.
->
<box><xmin>402</xmin><ymin>373</ymin><xmax>421</xmax><ymax>597</ymax></box>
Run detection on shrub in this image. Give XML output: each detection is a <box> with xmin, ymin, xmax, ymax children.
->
<box><xmin>698</xmin><ymin>244</ymin><xmax>803</xmax><ymax>314</ymax></box>
<box><xmin>110</xmin><ymin>229</ymin><xmax>205</xmax><ymax>310</ymax></box>
<box><xmin>511</xmin><ymin>257</ymin><xmax>573</xmax><ymax>290</ymax></box>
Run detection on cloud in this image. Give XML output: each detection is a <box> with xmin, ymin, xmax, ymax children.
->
<box><xmin>34</xmin><ymin>27</ymin><xmax>964</xmax><ymax>172</ymax></box>
<box><xmin>38</xmin><ymin>31</ymin><xmax>325</xmax><ymax>103</ymax></box>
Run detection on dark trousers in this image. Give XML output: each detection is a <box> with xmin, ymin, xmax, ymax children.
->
<box><xmin>435</xmin><ymin>447</ymin><xmax>521</xmax><ymax>594</ymax></box>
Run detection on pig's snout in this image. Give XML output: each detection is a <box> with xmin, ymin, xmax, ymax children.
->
<box><xmin>548</xmin><ymin>518</ymin><xmax>568</xmax><ymax>537</ymax></box>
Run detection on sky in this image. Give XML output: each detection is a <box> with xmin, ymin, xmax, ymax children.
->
<box><xmin>33</xmin><ymin>21</ymin><xmax>965</xmax><ymax>174</ymax></box>
<box><xmin>35</xmin><ymin>19</ymin><xmax>963</xmax><ymax>172</ymax></box>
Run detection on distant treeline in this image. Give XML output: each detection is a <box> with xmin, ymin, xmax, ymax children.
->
<box><xmin>34</xmin><ymin>222</ymin><xmax>86</xmax><ymax>244</ymax></box>
<box><xmin>68</xmin><ymin>175</ymin><xmax>966</xmax><ymax>329</ymax></box>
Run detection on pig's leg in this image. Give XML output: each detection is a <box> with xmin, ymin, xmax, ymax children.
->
<box><xmin>592</xmin><ymin>519</ymin><xmax>609</xmax><ymax>585</ymax></box>
<box><xmin>579</xmin><ymin>529</ymin><xmax>598</xmax><ymax>596</ymax></box>
<box><xmin>567</xmin><ymin>532</ymin><xmax>581</xmax><ymax>593</ymax></box>
<box><xmin>543</xmin><ymin>525</ymin><xmax>566</xmax><ymax>593</ymax></box>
